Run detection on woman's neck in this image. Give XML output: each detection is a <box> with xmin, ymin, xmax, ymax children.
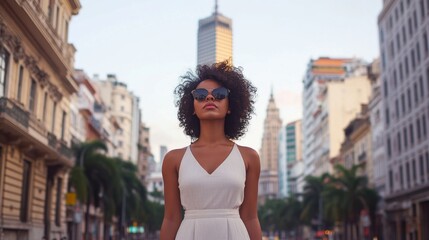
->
<box><xmin>195</xmin><ymin>119</ymin><xmax>230</xmax><ymax>145</ymax></box>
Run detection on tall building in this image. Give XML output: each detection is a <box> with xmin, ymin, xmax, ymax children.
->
<box><xmin>197</xmin><ymin>1</ymin><xmax>233</xmax><ymax>65</ymax></box>
<box><xmin>302</xmin><ymin>57</ymin><xmax>372</xmax><ymax>178</ymax></box>
<box><xmin>92</xmin><ymin>74</ymin><xmax>140</xmax><ymax>163</ymax></box>
<box><xmin>278</xmin><ymin>120</ymin><xmax>302</xmax><ymax>198</ymax></box>
<box><xmin>159</xmin><ymin>145</ymin><xmax>168</xmax><ymax>171</ymax></box>
<box><xmin>378</xmin><ymin>0</ymin><xmax>429</xmax><ymax>238</ymax></box>
<box><xmin>137</xmin><ymin>122</ymin><xmax>152</xmax><ymax>185</ymax></box>
<box><xmin>259</xmin><ymin>92</ymin><xmax>282</xmax><ymax>201</ymax></box>
<box><xmin>339</xmin><ymin>104</ymin><xmax>373</xmax><ymax>184</ymax></box>
<box><xmin>367</xmin><ymin>58</ymin><xmax>387</xmax><ymax>238</ymax></box>
<box><xmin>0</xmin><ymin>0</ymin><xmax>80</xmax><ymax>239</ymax></box>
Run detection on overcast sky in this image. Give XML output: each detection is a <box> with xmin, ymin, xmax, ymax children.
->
<box><xmin>69</xmin><ymin>0</ymin><xmax>382</xmax><ymax>162</ymax></box>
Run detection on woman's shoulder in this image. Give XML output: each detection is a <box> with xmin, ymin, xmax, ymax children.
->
<box><xmin>164</xmin><ymin>147</ymin><xmax>187</xmax><ymax>162</ymax></box>
<box><xmin>236</xmin><ymin>144</ymin><xmax>258</xmax><ymax>157</ymax></box>
<box><xmin>236</xmin><ymin>144</ymin><xmax>260</xmax><ymax>162</ymax></box>
<box><xmin>162</xmin><ymin>147</ymin><xmax>188</xmax><ymax>172</ymax></box>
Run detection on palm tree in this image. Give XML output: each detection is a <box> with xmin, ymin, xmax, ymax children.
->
<box><xmin>328</xmin><ymin>164</ymin><xmax>380</xmax><ymax>240</ymax></box>
<box><xmin>113</xmin><ymin>158</ymin><xmax>148</xmax><ymax>239</ymax></box>
<box><xmin>69</xmin><ymin>140</ymin><xmax>120</xmax><ymax>240</ymax></box>
<box><xmin>300</xmin><ymin>173</ymin><xmax>330</xmax><ymax>229</ymax></box>
<box><xmin>283</xmin><ymin>196</ymin><xmax>303</xmax><ymax>238</ymax></box>
<box><xmin>83</xmin><ymin>153</ymin><xmax>120</xmax><ymax>240</ymax></box>
<box><xmin>69</xmin><ymin>140</ymin><xmax>108</xmax><ymax>203</ymax></box>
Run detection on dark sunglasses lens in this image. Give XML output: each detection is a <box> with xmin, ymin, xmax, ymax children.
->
<box><xmin>192</xmin><ymin>89</ymin><xmax>208</xmax><ymax>101</ymax></box>
<box><xmin>212</xmin><ymin>87</ymin><xmax>229</xmax><ymax>100</ymax></box>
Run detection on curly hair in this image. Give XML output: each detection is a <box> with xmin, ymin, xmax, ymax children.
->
<box><xmin>174</xmin><ymin>60</ymin><xmax>257</xmax><ymax>141</ymax></box>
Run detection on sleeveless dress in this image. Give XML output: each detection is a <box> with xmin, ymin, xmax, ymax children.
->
<box><xmin>175</xmin><ymin>144</ymin><xmax>250</xmax><ymax>240</ymax></box>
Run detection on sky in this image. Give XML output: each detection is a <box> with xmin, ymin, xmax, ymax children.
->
<box><xmin>69</xmin><ymin>0</ymin><xmax>383</xmax><ymax>162</ymax></box>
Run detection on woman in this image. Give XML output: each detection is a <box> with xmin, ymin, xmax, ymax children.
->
<box><xmin>160</xmin><ymin>60</ymin><xmax>262</xmax><ymax>240</ymax></box>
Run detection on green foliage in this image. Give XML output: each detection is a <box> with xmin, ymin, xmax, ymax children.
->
<box><xmin>258</xmin><ymin>163</ymin><xmax>380</xmax><ymax>239</ymax></box>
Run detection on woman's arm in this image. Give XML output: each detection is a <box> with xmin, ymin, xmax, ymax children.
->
<box><xmin>238</xmin><ymin>146</ymin><xmax>262</xmax><ymax>240</ymax></box>
<box><xmin>160</xmin><ymin>149</ymin><xmax>184</xmax><ymax>240</ymax></box>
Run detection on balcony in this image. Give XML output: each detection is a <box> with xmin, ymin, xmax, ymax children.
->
<box><xmin>0</xmin><ymin>97</ymin><xmax>74</xmax><ymax>166</ymax></box>
<box><xmin>0</xmin><ymin>97</ymin><xmax>29</xmax><ymax>129</ymax></box>
<box><xmin>358</xmin><ymin>152</ymin><xmax>367</xmax><ymax>162</ymax></box>
<box><xmin>78</xmin><ymin>96</ymin><xmax>94</xmax><ymax>114</ymax></box>
<box><xmin>89</xmin><ymin>116</ymin><xmax>103</xmax><ymax>136</ymax></box>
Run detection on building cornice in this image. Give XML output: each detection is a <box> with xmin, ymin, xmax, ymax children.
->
<box><xmin>378</xmin><ymin>0</ymin><xmax>395</xmax><ymax>23</ymax></box>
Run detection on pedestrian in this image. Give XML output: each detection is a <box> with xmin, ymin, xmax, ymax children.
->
<box><xmin>160</xmin><ymin>60</ymin><xmax>262</xmax><ymax>240</ymax></box>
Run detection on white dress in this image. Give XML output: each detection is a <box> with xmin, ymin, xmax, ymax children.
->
<box><xmin>175</xmin><ymin>144</ymin><xmax>250</xmax><ymax>240</ymax></box>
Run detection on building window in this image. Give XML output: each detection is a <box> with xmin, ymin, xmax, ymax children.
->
<box><xmin>396</xmin><ymin>99</ymin><xmax>400</xmax><ymax>119</ymax></box>
<box><xmin>397</xmin><ymin>132</ymin><xmax>402</xmax><ymax>154</ymax></box>
<box><xmin>401</xmin><ymin>94</ymin><xmax>406</xmax><ymax>115</ymax></box>
<box><xmin>403</xmin><ymin>128</ymin><xmax>408</xmax><ymax>149</ymax></box>
<box><xmin>64</xmin><ymin>20</ymin><xmax>69</xmax><ymax>42</ymax></box>
<box><xmin>419</xmin><ymin>76</ymin><xmax>425</xmax><ymax>98</ymax></box>
<box><xmin>55</xmin><ymin>6</ymin><xmax>60</xmax><ymax>30</ymax></box>
<box><xmin>426</xmin><ymin>152</ymin><xmax>429</xmax><ymax>181</ymax></box>
<box><xmin>389</xmin><ymin>170</ymin><xmax>393</xmax><ymax>192</ymax></box>
<box><xmin>414</xmin><ymin>83</ymin><xmax>419</xmax><ymax>105</ymax></box>
<box><xmin>424</xmin><ymin>32</ymin><xmax>429</xmax><ymax>55</ymax></box>
<box><xmin>17</xmin><ymin>66</ymin><xmax>24</xmax><ymax>101</ymax></box>
<box><xmin>417</xmin><ymin>118</ymin><xmax>422</xmax><ymax>141</ymax></box>
<box><xmin>121</xmin><ymin>106</ymin><xmax>124</xmax><ymax>112</ymax></box>
<box><xmin>406</xmin><ymin>162</ymin><xmax>410</xmax><ymax>187</ymax></box>
<box><xmin>55</xmin><ymin>177</ymin><xmax>62</xmax><ymax>226</ymax></box>
<box><xmin>407</xmin><ymin>88</ymin><xmax>412</xmax><ymax>111</ymax></box>
<box><xmin>61</xmin><ymin>110</ymin><xmax>66</xmax><ymax>140</ymax></box>
<box><xmin>399</xmin><ymin>63</ymin><xmax>404</xmax><ymax>81</ymax></box>
<box><xmin>416</xmin><ymin>43</ymin><xmax>421</xmax><ymax>63</ymax></box>
<box><xmin>412</xmin><ymin>159</ymin><xmax>417</xmax><ymax>184</ymax></box>
<box><xmin>405</xmin><ymin>57</ymin><xmax>409</xmax><ymax>76</ymax></box>
<box><xmin>20</xmin><ymin>160</ymin><xmax>31</xmax><ymax>222</ymax></box>
<box><xmin>408</xmin><ymin>18</ymin><xmax>413</xmax><ymax>37</ymax></box>
<box><xmin>410</xmin><ymin>123</ymin><xmax>415</xmax><ymax>145</ymax></box>
<box><xmin>387</xmin><ymin>136</ymin><xmax>392</xmax><ymax>158</ymax></box>
<box><xmin>413</xmin><ymin>10</ymin><xmax>418</xmax><ymax>29</ymax></box>
<box><xmin>48</xmin><ymin>0</ymin><xmax>54</xmax><ymax>23</ymax></box>
<box><xmin>52</xmin><ymin>102</ymin><xmax>57</xmax><ymax>133</ymax></box>
<box><xmin>43</xmin><ymin>92</ymin><xmax>48</xmax><ymax>121</ymax></box>
<box><xmin>0</xmin><ymin>49</ymin><xmax>9</xmax><ymax>97</ymax></box>
<box><xmin>422</xmin><ymin>114</ymin><xmax>427</xmax><ymax>137</ymax></box>
<box><xmin>29</xmin><ymin>79</ymin><xmax>37</xmax><ymax>113</ymax></box>
<box><xmin>420</xmin><ymin>154</ymin><xmax>425</xmax><ymax>183</ymax></box>
<box><xmin>118</xmin><ymin>141</ymin><xmax>123</xmax><ymax>147</ymax></box>
<box><xmin>421</xmin><ymin>1</ymin><xmax>426</xmax><ymax>19</ymax></box>
<box><xmin>383</xmin><ymin>79</ymin><xmax>389</xmax><ymax>97</ymax></box>
<box><xmin>411</xmin><ymin>50</ymin><xmax>416</xmax><ymax>70</ymax></box>
<box><xmin>402</xmin><ymin>26</ymin><xmax>407</xmax><ymax>44</ymax></box>
<box><xmin>400</xmin><ymin>165</ymin><xmax>404</xmax><ymax>189</ymax></box>
<box><xmin>386</xmin><ymin>108</ymin><xmax>390</xmax><ymax>126</ymax></box>
<box><xmin>393</xmin><ymin>70</ymin><xmax>398</xmax><ymax>88</ymax></box>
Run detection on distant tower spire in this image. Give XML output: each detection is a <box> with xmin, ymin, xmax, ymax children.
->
<box><xmin>270</xmin><ymin>85</ymin><xmax>274</xmax><ymax>99</ymax></box>
<box><xmin>214</xmin><ymin>0</ymin><xmax>218</xmax><ymax>14</ymax></box>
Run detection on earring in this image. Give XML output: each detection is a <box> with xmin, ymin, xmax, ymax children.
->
<box><xmin>227</xmin><ymin>110</ymin><xmax>231</xmax><ymax>114</ymax></box>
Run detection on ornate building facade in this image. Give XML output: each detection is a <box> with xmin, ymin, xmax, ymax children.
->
<box><xmin>0</xmin><ymin>0</ymin><xmax>80</xmax><ymax>239</ymax></box>
<box><xmin>258</xmin><ymin>92</ymin><xmax>282</xmax><ymax>202</ymax></box>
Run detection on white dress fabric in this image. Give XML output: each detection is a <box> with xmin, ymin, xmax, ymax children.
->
<box><xmin>175</xmin><ymin>144</ymin><xmax>250</xmax><ymax>240</ymax></box>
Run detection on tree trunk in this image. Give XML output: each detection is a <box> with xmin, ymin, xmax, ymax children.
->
<box><xmin>84</xmin><ymin>196</ymin><xmax>91</xmax><ymax>240</ymax></box>
<box><xmin>103</xmin><ymin>220</ymin><xmax>110</xmax><ymax>240</ymax></box>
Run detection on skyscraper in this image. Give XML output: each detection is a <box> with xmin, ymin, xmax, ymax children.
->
<box><xmin>301</xmin><ymin>57</ymin><xmax>371</xmax><ymax>177</ymax></box>
<box><xmin>197</xmin><ymin>0</ymin><xmax>233</xmax><ymax>65</ymax></box>
<box><xmin>378</xmin><ymin>1</ymin><xmax>429</xmax><ymax>238</ymax></box>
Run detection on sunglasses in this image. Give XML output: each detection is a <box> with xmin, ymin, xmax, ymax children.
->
<box><xmin>191</xmin><ymin>87</ymin><xmax>230</xmax><ymax>102</ymax></box>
